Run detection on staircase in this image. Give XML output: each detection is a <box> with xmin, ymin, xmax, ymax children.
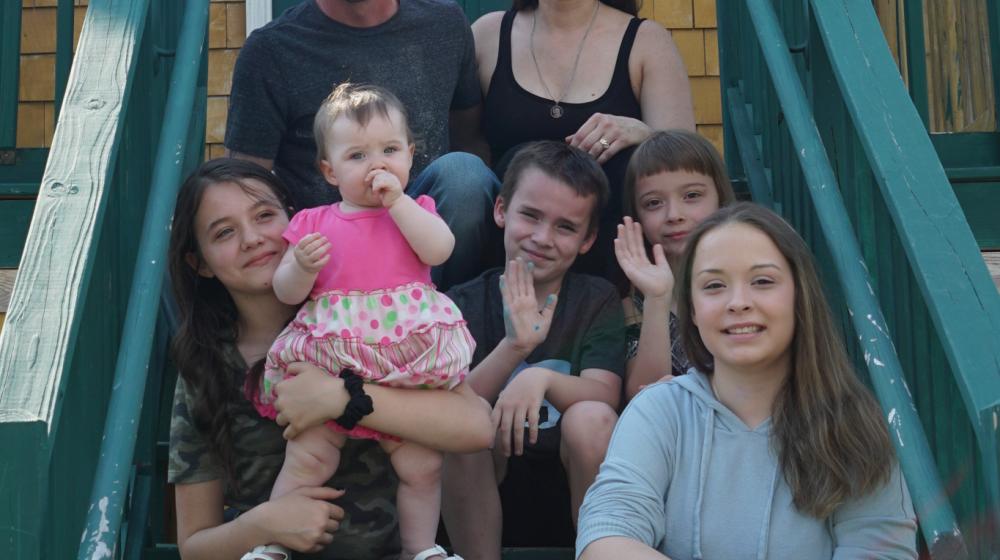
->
<box><xmin>1</xmin><ymin>0</ymin><xmax>998</xmax><ymax>559</ymax></box>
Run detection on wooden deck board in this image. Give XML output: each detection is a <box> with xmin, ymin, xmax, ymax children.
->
<box><xmin>984</xmin><ymin>251</ymin><xmax>1000</xmax><ymax>291</ymax></box>
<box><xmin>0</xmin><ymin>269</ymin><xmax>14</xmax><ymax>313</ymax></box>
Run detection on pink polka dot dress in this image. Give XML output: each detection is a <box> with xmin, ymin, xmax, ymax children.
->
<box><xmin>251</xmin><ymin>196</ymin><xmax>474</xmax><ymax>440</ymax></box>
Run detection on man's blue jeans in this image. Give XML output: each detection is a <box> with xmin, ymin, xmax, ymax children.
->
<box><xmin>408</xmin><ymin>152</ymin><xmax>501</xmax><ymax>290</ymax></box>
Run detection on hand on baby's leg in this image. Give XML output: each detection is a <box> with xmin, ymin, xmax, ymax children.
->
<box><xmin>271</xmin><ymin>425</ymin><xmax>347</xmax><ymax>499</ymax></box>
<box><xmin>381</xmin><ymin>440</ymin><xmax>445</xmax><ymax>560</ymax></box>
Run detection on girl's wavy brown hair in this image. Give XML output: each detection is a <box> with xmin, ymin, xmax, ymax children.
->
<box><xmin>676</xmin><ymin>202</ymin><xmax>893</xmax><ymax>518</ymax></box>
<box><xmin>168</xmin><ymin>158</ymin><xmax>294</xmax><ymax>489</ymax></box>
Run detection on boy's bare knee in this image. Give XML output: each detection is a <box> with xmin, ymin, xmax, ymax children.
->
<box><xmin>560</xmin><ymin>401</ymin><xmax>618</xmax><ymax>460</ymax></box>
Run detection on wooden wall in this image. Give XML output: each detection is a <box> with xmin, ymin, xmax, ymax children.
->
<box><xmin>871</xmin><ymin>0</ymin><xmax>996</xmax><ymax>134</ymax></box>
<box><xmin>15</xmin><ymin>0</ymin><xmax>87</xmax><ymax>149</ymax></box>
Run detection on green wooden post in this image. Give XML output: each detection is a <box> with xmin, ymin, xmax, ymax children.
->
<box><xmin>0</xmin><ymin>0</ymin><xmax>150</xmax><ymax>557</ymax></box>
<box><xmin>745</xmin><ymin>0</ymin><xmax>966</xmax><ymax>556</ymax></box>
<box><xmin>77</xmin><ymin>1</ymin><xmax>208</xmax><ymax>557</ymax></box>
<box><xmin>0</xmin><ymin>0</ymin><xmax>22</xmax><ymax>150</ymax></box>
<box><xmin>810</xmin><ymin>0</ymin><xmax>1000</xmax><ymax>536</ymax></box>
<box><xmin>902</xmin><ymin>0</ymin><xmax>929</xmax><ymax>128</ymax></box>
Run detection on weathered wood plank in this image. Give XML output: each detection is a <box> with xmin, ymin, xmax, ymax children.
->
<box><xmin>0</xmin><ymin>270</ymin><xmax>15</xmax><ymax>313</ymax></box>
<box><xmin>0</xmin><ymin>0</ymin><xmax>150</xmax><ymax>557</ymax></box>
<box><xmin>985</xmin><ymin>251</ymin><xmax>1000</xmax><ymax>292</ymax></box>
<box><xmin>0</xmin><ymin>0</ymin><xmax>147</xmax><ymax>423</ymax></box>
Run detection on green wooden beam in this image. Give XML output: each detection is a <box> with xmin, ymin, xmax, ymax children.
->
<box><xmin>0</xmin><ymin>199</ymin><xmax>34</xmax><ymax>267</ymax></box>
<box><xmin>0</xmin><ymin>148</ymin><xmax>47</xmax><ymax>196</ymax></box>
<box><xmin>0</xmin><ymin>0</ymin><xmax>22</xmax><ymax>149</ymax></box>
<box><xmin>77</xmin><ymin>1</ymin><xmax>208</xmax><ymax>556</ymax></box>
<box><xmin>902</xmin><ymin>0</ymin><xmax>929</xmax><ymax>129</ymax></box>
<box><xmin>810</xmin><ymin>0</ymin><xmax>1000</xmax><ymax>547</ymax></box>
<box><xmin>747</xmin><ymin>1</ymin><xmax>966</xmax><ymax>556</ymax></box>
<box><xmin>0</xmin><ymin>0</ymin><xmax>151</xmax><ymax>556</ymax></box>
<box><xmin>725</xmin><ymin>87</ymin><xmax>774</xmax><ymax>208</ymax></box>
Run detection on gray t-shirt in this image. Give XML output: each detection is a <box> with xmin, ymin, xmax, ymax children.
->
<box><xmin>225</xmin><ymin>0</ymin><xmax>481</xmax><ymax>209</ymax></box>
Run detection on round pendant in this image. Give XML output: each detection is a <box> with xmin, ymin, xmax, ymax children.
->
<box><xmin>550</xmin><ymin>105</ymin><xmax>563</xmax><ymax>118</ymax></box>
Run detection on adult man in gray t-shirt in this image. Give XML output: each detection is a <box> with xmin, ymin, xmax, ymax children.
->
<box><xmin>225</xmin><ymin>0</ymin><xmax>499</xmax><ymax>289</ymax></box>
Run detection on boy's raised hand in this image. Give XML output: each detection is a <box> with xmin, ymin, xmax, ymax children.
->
<box><xmin>294</xmin><ymin>232</ymin><xmax>331</xmax><ymax>274</ymax></box>
<box><xmin>614</xmin><ymin>217</ymin><xmax>674</xmax><ymax>299</ymax></box>
<box><xmin>500</xmin><ymin>257</ymin><xmax>558</xmax><ymax>354</ymax></box>
<box><xmin>368</xmin><ymin>169</ymin><xmax>403</xmax><ymax>208</ymax></box>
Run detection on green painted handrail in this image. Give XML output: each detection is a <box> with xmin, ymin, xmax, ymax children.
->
<box><xmin>810</xmin><ymin>0</ymin><xmax>1000</xmax><ymax>532</ymax></box>
<box><xmin>77</xmin><ymin>0</ymin><xmax>209</xmax><ymax>557</ymax></box>
<box><xmin>0</xmin><ymin>0</ymin><xmax>22</xmax><ymax>149</ymax></box>
<box><xmin>0</xmin><ymin>0</ymin><xmax>151</xmax><ymax>556</ymax></box>
<box><xmin>742</xmin><ymin>0</ymin><xmax>966</xmax><ymax>556</ymax></box>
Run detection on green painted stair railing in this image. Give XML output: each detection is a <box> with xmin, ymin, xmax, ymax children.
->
<box><xmin>0</xmin><ymin>0</ymin><xmax>205</xmax><ymax>557</ymax></box>
<box><xmin>719</xmin><ymin>0</ymin><xmax>1000</xmax><ymax>558</ymax></box>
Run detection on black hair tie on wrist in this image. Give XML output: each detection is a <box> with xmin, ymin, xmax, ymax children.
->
<box><xmin>335</xmin><ymin>369</ymin><xmax>374</xmax><ymax>431</ymax></box>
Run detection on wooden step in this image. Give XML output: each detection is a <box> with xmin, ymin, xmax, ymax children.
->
<box><xmin>985</xmin><ymin>251</ymin><xmax>1000</xmax><ymax>292</ymax></box>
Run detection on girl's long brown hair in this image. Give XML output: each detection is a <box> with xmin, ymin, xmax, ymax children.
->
<box><xmin>676</xmin><ymin>202</ymin><xmax>893</xmax><ymax>518</ymax></box>
<box><xmin>168</xmin><ymin>158</ymin><xmax>293</xmax><ymax>488</ymax></box>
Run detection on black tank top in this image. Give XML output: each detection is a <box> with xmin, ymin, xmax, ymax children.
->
<box><xmin>482</xmin><ymin>9</ymin><xmax>644</xmax><ymax>164</ymax></box>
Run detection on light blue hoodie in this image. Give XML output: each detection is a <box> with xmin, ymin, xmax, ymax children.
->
<box><xmin>576</xmin><ymin>371</ymin><xmax>917</xmax><ymax>559</ymax></box>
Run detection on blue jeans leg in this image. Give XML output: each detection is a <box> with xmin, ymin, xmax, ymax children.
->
<box><xmin>407</xmin><ymin>152</ymin><xmax>501</xmax><ymax>290</ymax></box>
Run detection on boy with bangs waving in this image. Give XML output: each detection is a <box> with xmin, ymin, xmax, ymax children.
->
<box><xmin>443</xmin><ymin>141</ymin><xmax>626</xmax><ymax>559</ymax></box>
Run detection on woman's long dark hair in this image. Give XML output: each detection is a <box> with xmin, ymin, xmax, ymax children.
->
<box><xmin>513</xmin><ymin>0</ymin><xmax>639</xmax><ymax>17</ymax></box>
<box><xmin>677</xmin><ymin>203</ymin><xmax>893</xmax><ymax>518</ymax></box>
<box><xmin>168</xmin><ymin>158</ymin><xmax>292</xmax><ymax>488</ymax></box>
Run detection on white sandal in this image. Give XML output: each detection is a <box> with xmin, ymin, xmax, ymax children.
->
<box><xmin>240</xmin><ymin>544</ymin><xmax>290</xmax><ymax>560</ymax></box>
<box><xmin>413</xmin><ymin>544</ymin><xmax>463</xmax><ymax>560</ymax></box>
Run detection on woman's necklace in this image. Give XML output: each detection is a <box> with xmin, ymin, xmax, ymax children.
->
<box><xmin>529</xmin><ymin>1</ymin><xmax>600</xmax><ymax>119</ymax></box>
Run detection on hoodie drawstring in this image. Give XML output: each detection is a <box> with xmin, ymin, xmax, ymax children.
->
<box><xmin>692</xmin><ymin>406</ymin><xmax>715</xmax><ymax>560</ymax></box>
<box><xmin>754</xmin><ymin>462</ymin><xmax>781</xmax><ymax>560</ymax></box>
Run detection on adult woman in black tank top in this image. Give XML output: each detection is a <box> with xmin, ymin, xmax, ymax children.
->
<box><xmin>472</xmin><ymin>0</ymin><xmax>695</xmax><ymax>290</ymax></box>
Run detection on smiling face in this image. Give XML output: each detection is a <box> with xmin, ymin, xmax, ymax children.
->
<box><xmin>319</xmin><ymin>109</ymin><xmax>414</xmax><ymax>210</ymax></box>
<box><xmin>690</xmin><ymin>222</ymin><xmax>796</xmax><ymax>378</ymax></box>
<box><xmin>191</xmin><ymin>179</ymin><xmax>289</xmax><ymax>297</ymax></box>
<box><xmin>494</xmin><ymin>167</ymin><xmax>597</xmax><ymax>294</ymax></box>
<box><xmin>634</xmin><ymin>169</ymin><xmax>720</xmax><ymax>261</ymax></box>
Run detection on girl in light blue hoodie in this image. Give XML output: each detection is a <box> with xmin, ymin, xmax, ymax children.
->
<box><xmin>577</xmin><ymin>203</ymin><xmax>917</xmax><ymax>559</ymax></box>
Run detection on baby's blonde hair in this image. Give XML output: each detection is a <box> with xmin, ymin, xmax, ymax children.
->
<box><xmin>313</xmin><ymin>82</ymin><xmax>413</xmax><ymax>168</ymax></box>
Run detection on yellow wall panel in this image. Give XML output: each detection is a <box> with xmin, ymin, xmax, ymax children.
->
<box><xmin>690</xmin><ymin>76</ymin><xmax>722</xmax><ymax>124</ymax></box>
<box><xmin>696</xmin><ymin>123</ymin><xmax>724</xmax><ymax>156</ymax></box>
<box><xmin>206</xmin><ymin>96</ymin><xmax>228</xmax><ymax>144</ymax></box>
<box><xmin>74</xmin><ymin>6</ymin><xmax>86</xmax><ymax>48</ymax></box>
<box><xmin>21</xmin><ymin>8</ymin><xmax>57</xmax><ymax>54</ymax></box>
<box><xmin>704</xmin><ymin>29</ymin><xmax>719</xmax><ymax>76</ymax></box>
<box><xmin>15</xmin><ymin>103</ymin><xmax>46</xmax><ymax>148</ymax></box>
<box><xmin>671</xmin><ymin>29</ymin><xmax>705</xmax><ymax>76</ymax></box>
<box><xmin>43</xmin><ymin>102</ymin><xmax>55</xmax><ymax>147</ymax></box>
<box><xmin>654</xmin><ymin>0</ymin><xmax>694</xmax><ymax>29</ymax></box>
<box><xmin>209</xmin><ymin>3</ymin><xmax>227</xmax><ymax>49</ymax></box>
<box><xmin>209</xmin><ymin>144</ymin><xmax>228</xmax><ymax>160</ymax></box>
<box><xmin>693</xmin><ymin>0</ymin><xmax>716</xmax><ymax>29</ymax></box>
<box><xmin>19</xmin><ymin>55</ymin><xmax>55</xmax><ymax>102</ymax></box>
<box><xmin>207</xmin><ymin>49</ymin><xmax>238</xmax><ymax>96</ymax></box>
<box><xmin>226</xmin><ymin>3</ymin><xmax>246</xmax><ymax>48</ymax></box>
